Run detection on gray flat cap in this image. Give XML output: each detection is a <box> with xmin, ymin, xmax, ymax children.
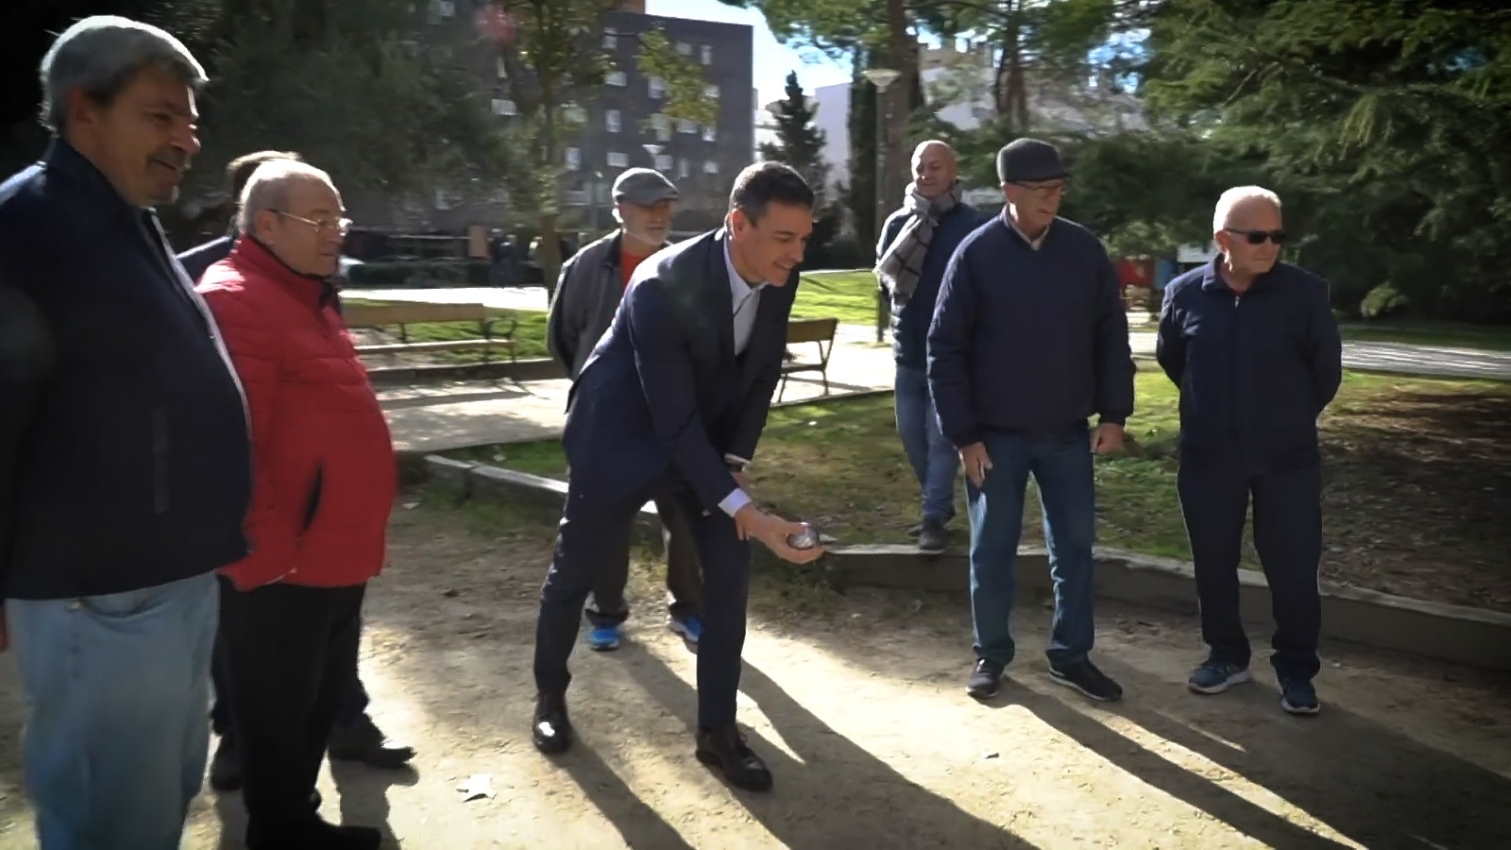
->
<box><xmin>612</xmin><ymin>168</ymin><xmax>679</xmax><ymax>205</ymax></box>
<box><xmin>997</xmin><ymin>138</ymin><xmax>1067</xmax><ymax>183</ymax></box>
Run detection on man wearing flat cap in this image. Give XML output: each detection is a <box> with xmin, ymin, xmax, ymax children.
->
<box><xmin>928</xmin><ymin>137</ymin><xmax>1134</xmax><ymax>703</ymax></box>
<box><xmin>547</xmin><ymin>167</ymin><xmax>704</xmax><ymax>653</ymax></box>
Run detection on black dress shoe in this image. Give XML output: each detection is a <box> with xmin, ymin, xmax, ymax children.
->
<box><xmin>329</xmin><ymin>713</ymin><xmax>417</xmax><ymax>768</ymax></box>
<box><xmin>208</xmin><ymin>734</ymin><xmax>242</xmax><ymax>792</ymax></box>
<box><xmin>248</xmin><ymin>816</ymin><xmax>380</xmax><ymax>850</ymax></box>
<box><xmin>695</xmin><ymin>726</ymin><xmax>772</xmax><ymax>792</ymax></box>
<box><xmin>532</xmin><ymin>692</ymin><xmax>573</xmax><ymax>754</ymax></box>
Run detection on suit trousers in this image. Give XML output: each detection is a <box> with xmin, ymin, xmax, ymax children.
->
<box><xmin>217</xmin><ymin>576</ymin><xmax>365</xmax><ymax>844</ymax></box>
<box><xmin>1177</xmin><ymin>457</ymin><xmax>1323</xmax><ymax>682</ymax></box>
<box><xmin>585</xmin><ymin>493</ymin><xmax>703</xmax><ymax>627</ymax></box>
<box><xmin>535</xmin><ymin>479</ymin><xmax>750</xmax><ymax>729</ymax></box>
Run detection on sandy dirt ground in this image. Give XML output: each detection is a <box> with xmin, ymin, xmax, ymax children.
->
<box><xmin>1</xmin><ymin>495</ymin><xmax>1508</xmax><ymax>850</ymax></box>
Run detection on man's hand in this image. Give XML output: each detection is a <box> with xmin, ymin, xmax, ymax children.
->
<box><xmin>734</xmin><ymin>504</ymin><xmax>825</xmax><ymax>565</ymax></box>
<box><xmin>960</xmin><ymin>442</ymin><xmax>992</xmax><ymax>487</ymax></box>
<box><xmin>1092</xmin><ymin>423</ymin><xmax>1126</xmax><ymax>455</ymax></box>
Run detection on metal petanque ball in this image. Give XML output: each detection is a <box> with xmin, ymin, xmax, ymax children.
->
<box><xmin>786</xmin><ymin>522</ymin><xmax>819</xmax><ymax>550</ymax></box>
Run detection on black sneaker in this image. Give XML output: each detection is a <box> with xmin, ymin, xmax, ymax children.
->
<box><xmin>966</xmin><ymin>658</ymin><xmax>1004</xmax><ymax>699</ymax></box>
<box><xmin>1187</xmin><ymin>660</ymin><xmax>1252</xmax><ymax>695</ymax></box>
<box><xmin>1279</xmin><ymin>677</ymin><xmax>1321</xmax><ymax>716</ymax></box>
<box><xmin>1048</xmin><ymin>660</ymin><xmax>1123</xmax><ymax>702</ymax></box>
<box><xmin>917</xmin><ymin>518</ymin><xmax>948</xmax><ymax>553</ymax></box>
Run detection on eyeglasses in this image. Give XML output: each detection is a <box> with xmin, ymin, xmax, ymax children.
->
<box><xmin>1007</xmin><ymin>179</ymin><xmax>1069</xmax><ymax>198</ymax></box>
<box><xmin>273</xmin><ymin>210</ymin><xmax>352</xmax><ymax>234</ymax></box>
<box><xmin>1224</xmin><ymin>228</ymin><xmax>1286</xmax><ymax>245</ymax></box>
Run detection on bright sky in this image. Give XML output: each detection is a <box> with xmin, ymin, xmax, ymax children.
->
<box><xmin>645</xmin><ymin>0</ymin><xmax>853</xmax><ymax>106</ymax></box>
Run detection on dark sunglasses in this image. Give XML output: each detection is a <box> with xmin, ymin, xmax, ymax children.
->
<box><xmin>1224</xmin><ymin>228</ymin><xmax>1287</xmax><ymax>245</ymax></box>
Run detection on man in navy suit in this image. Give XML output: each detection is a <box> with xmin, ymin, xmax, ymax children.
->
<box><xmin>531</xmin><ymin>162</ymin><xmax>824</xmax><ymax>791</ymax></box>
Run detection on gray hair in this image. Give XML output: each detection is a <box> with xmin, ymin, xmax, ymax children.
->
<box><xmin>1213</xmin><ymin>185</ymin><xmax>1282</xmax><ymax>234</ymax></box>
<box><xmin>238</xmin><ymin>160</ymin><xmax>336</xmax><ymax>234</ymax></box>
<box><xmin>40</xmin><ymin>15</ymin><xmax>207</xmax><ymax>134</ymax></box>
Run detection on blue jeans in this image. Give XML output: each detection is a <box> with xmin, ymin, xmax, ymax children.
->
<box><xmin>6</xmin><ymin>572</ymin><xmax>219</xmax><ymax>850</ymax></box>
<box><xmin>966</xmin><ymin>424</ymin><xmax>1097</xmax><ymax>668</ymax></box>
<box><xmin>895</xmin><ymin>364</ymin><xmax>958</xmax><ymax>523</ymax></box>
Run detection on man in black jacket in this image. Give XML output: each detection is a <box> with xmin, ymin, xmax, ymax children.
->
<box><xmin>0</xmin><ymin>17</ymin><xmax>250</xmax><ymax>849</ymax></box>
<box><xmin>178</xmin><ymin>148</ymin><xmax>300</xmax><ymax>282</ymax></box>
<box><xmin>1157</xmin><ymin>186</ymin><xmax>1341</xmax><ymax>716</ymax></box>
<box><xmin>530</xmin><ymin>162</ymin><xmax>824</xmax><ymax>792</ymax></box>
<box><xmin>929</xmin><ymin>138</ymin><xmax>1133</xmax><ymax>704</ymax></box>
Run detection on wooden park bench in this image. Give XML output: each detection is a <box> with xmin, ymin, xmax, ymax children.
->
<box><xmin>341</xmin><ymin>302</ymin><xmax>517</xmax><ymax>364</ymax></box>
<box><xmin>777</xmin><ymin>317</ymin><xmax>839</xmax><ymax>402</ymax></box>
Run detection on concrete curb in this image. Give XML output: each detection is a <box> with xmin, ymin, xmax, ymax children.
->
<box><xmin>367</xmin><ymin>357</ymin><xmax>565</xmax><ymax>388</ymax></box>
<box><xmin>419</xmin><ymin>455</ymin><xmax>1511</xmax><ymax>671</ymax></box>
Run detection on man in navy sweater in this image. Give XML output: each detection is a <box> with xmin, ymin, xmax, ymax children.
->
<box><xmin>0</xmin><ymin>17</ymin><xmax>251</xmax><ymax>848</ymax></box>
<box><xmin>876</xmin><ymin>141</ymin><xmax>987</xmax><ymax>553</ymax></box>
<box><xmin>929</xmin><ymin>138</ymin><xmax>1133</xmax><ymax>703</ymax></box>
<box><xmin>1157</xmin><ymin>186</ymin><xmax>1341</xmax><ymax>716</ymax></box>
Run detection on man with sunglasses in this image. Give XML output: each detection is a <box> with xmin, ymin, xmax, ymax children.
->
<box><xmin>929</xmin><ymin>138</ymin><xmax>1133</xmax><ymax>703</ymax></box>
<box><xmin>1156</xmin><ymin>186</ymin><xmax>1341</xmax><ymax>716</ymax></box>
<box><xmin>195</xmin><ymin>160</ymin><xmax>392</xmax><ymax>848</ymax></box>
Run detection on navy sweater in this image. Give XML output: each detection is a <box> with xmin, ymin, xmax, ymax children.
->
<box><xmin>0</xmin><ymin>141</ymin><xmax>252</xmax><ymax>600</ymax></box>
<box><xmin>928</xmin><ymin>212</ymin><xmax>1133</xmax><ymax>447</ymax></box>
<box><xmin>877</xmin><ymin>202</ymin><xmax>988</xmax><ymax>368</ymax></box>
<box><xmin>1156</xmin><ymin>258</ymin><xmax>1342</xmax><ymax>471</ymax></box>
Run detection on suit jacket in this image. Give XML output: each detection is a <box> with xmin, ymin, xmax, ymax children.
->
<box><xmin>563</xmin><ymin>229</ymin><xmax>797</xmax><ymax>512</ymax></box>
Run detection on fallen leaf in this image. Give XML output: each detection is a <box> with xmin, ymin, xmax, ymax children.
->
<box><xmin>457</xmin><ymin>773</ymin><xmax>495</xmax><ymax>801</ymax></box>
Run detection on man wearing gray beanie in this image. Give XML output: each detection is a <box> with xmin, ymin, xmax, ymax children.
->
<box><xmin>928</xmin><ymin>137</ymin><xmax>1134</xmax><ymax>703</ymax></box>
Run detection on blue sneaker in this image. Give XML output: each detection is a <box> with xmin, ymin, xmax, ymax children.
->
<box><xmin>587</xmin><ymin>624</ymin><xmax>621</xmax><ymax>651</ymax></box>
<box><xmin>1280</xmin><ymin>677</ymin><xmax>1321</xmax><ymax>716</ymax></box>
<box><xmin>668</xmin><ymin>613</ymin><xmax>703</xmax><ymax>644</ymax></box>
<box><xmin>1187</xmin><ymin>660</ymin><xmax>1252</xmax><ymax>695</ymax></box>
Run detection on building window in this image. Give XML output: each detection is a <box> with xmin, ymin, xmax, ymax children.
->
<box><xmin>702</xmin><ymin>124</ymin><xmax>716</xmax><ymax>142</ymax></box>
<box><xmin>607</xmin><ymin>151</ymin><xmax>629</xmax><ymax>168</ymax></box>
<box><xmin>704</xmin><ymin>84</ymin><xmax>720</xmax><ymax>101</ymax></box>
<box><xmin>704</xmin><ymin>160</ymin><xmax>720</xmax><ymax>175</ymax></box>
<box><xmin>678</xmin><ymin>158</ymin><xmax>690</xmax><ymax>179</ymax></box>
<box><xmin>433</xmin><ymin>0</ymin><xmax>455</xmax><ymax>19</ymax></box>
<box><xmin>433</xmin><ymin>186</ymin><xmax>451</xmax><ymax>210</ymax></box>
<box><xmin>700</xmin><ymin>44</ymin><xmax>713</xmax><ymax>65</ymax></box>
<box><xmin>496</xmin><ymin>57</ymin><xmax>508</xmax><ymax>79</ymax></box>
<box><xmin>676</xmin><ymin>41</ymin><xmax>692</xmax><ymax>56</ymax></box>
<box><xmin>677</xmin><ymin>118</ymin><xmax>697</xmax><ymax>134</ymax></box>
<box><xmin>605</xmin><ymin>109</ymin><xmax>621</xmax><ymax>133</ymax></box>
<box><xmin>563</xmin><ymin>104</ymin><xmax>586</xmax><ymax>123</ymax></box>
<box><xmin>602</xmin><ymin>32</ymin><xmax>617</xmax><ymax>49</ymax></box>
<box><xmin>648</xmin><ymin>76</ymin><xmax>665</xmax><ymax>99</ymax></box>
<box><xmin>606</xmin><ymin>70</ymin><xmax>627</xmax><ymax>87</ymax></box>
<box><xmin>650</xmin><ymin>113</ymin><xmax>672</xmax><ymax>142</ymax></box>
<box><xmin>491</xmin><ymin>98</ymin><xmax>517</xmax><ymax>116</ymax></box>
<box><xmin>655</xmin><ymin>153</ymin><xmax>673</xmax><ymax>171</ymax></box>
<box><xmin>564</xmin><ymin>147</ymin><xmax>581</xmax><ymax>170</ymax></box>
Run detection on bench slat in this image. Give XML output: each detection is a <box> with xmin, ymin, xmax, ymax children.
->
<box><xmin>356</xmin><ymin>339</ymin><xmax>515</xmax><ymax>355</ymax></box>
<box><xmin>344</xmin><ymin>303</ymin><xmax>490</xmax><ymax>326</ymax></box>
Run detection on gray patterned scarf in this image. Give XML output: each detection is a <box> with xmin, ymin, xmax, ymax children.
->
<box><xmin>875</xmin><ymin>180</ymin><xmax>962</xmax><ymax>305</ymax></box>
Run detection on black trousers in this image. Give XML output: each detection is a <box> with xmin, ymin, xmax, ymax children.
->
<box><xmin>218</xmin><ymin>576</ymin><xmax>366</xmax><ymax>840</ymax></box>
<box><xmin>535</xmin><ymin>481</ymin><xmax>749</xmax><ymax>729</ymax></box>
<box><xmin>211</xmin><ymin>623</ymin><xmax>369</xmax><ymax>737</ymax></box>
<box><xmin>1177</xmin><ymin>458</ymin><xmax>1323</xmax><ymax>682</ymax></box>
<box><xmin>584</xmin><ymin>493</ymin><xmax>703</xmax><ymax>627</ymax></box>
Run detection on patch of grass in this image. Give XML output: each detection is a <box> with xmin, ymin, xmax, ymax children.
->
<box><xmin>441</xmin><ymin>440</ymin><xmax>566</xmax><ymax>478</ymax></box>
<box><xmin>436</xmin><ymin>369</ymin><xmax>1511</xmax><ymax>611</ymax></box>
<box><xmin>1339</xmin><ymin>319</ymin><xmax>1511</xmax><ymax>352</ymax></box>
<box><xmin>793</xmin><ymin>270</ymin><xmax>880</xmax><ymax>326</ymax></box>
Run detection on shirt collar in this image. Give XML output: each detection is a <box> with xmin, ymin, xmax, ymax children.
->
<box><xmin>1001</xmin><ymin>208</ymin><xmax>1052</xmax><ymax>250</ymax></box>
<box><xmin>721</xmin><ymin>231</ymin><xmax>767</xmax><ymax>306</ymax></box>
